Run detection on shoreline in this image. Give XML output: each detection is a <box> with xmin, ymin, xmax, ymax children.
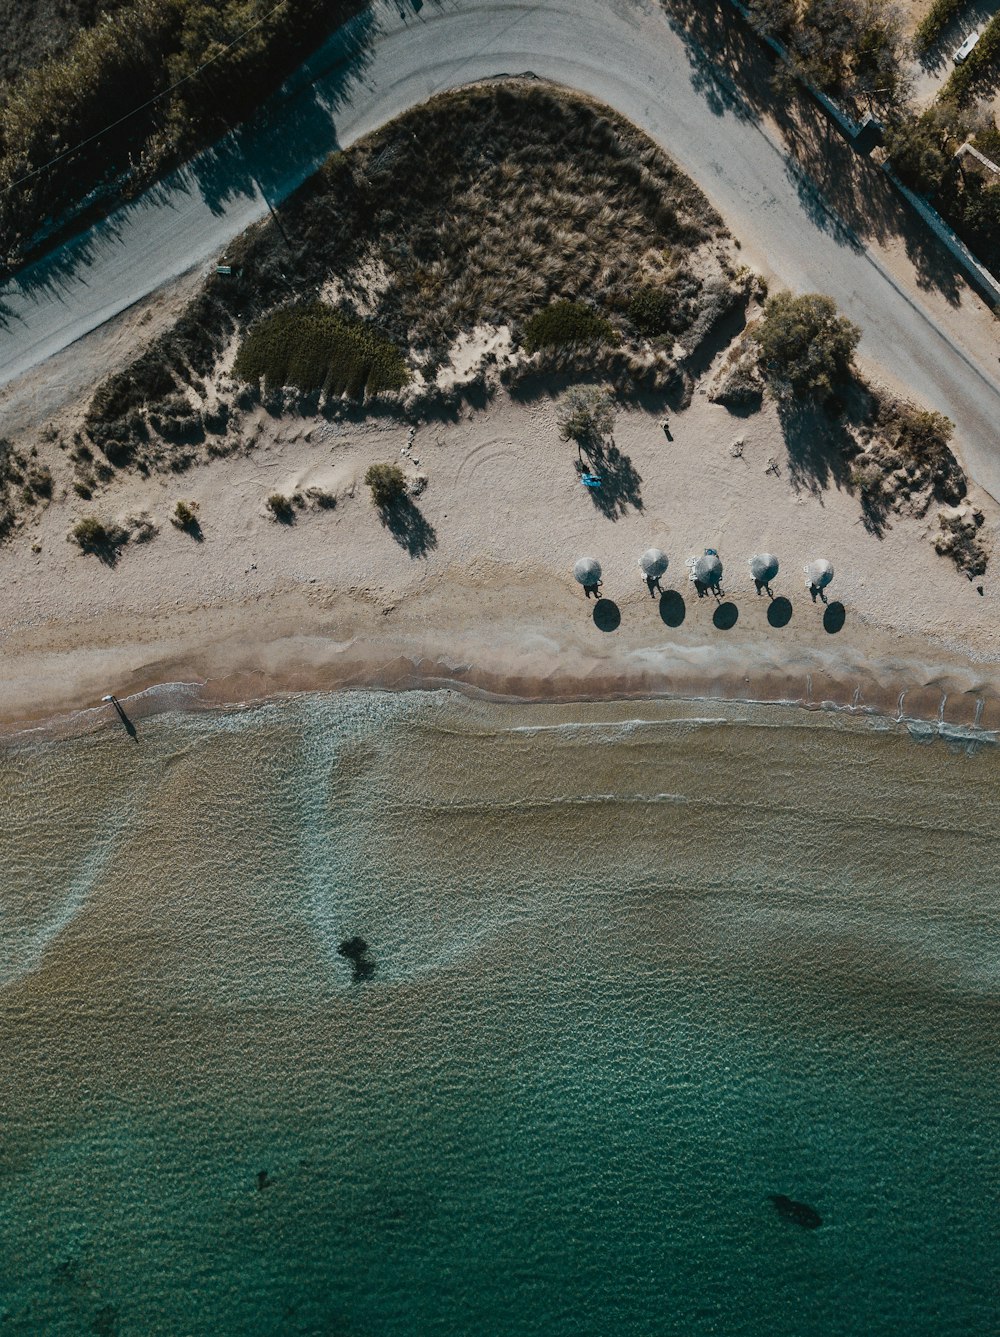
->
<box><xmin>5</xmin><ymin>622</ymin><xmax>999</xmax><ymax>747</ymax></box>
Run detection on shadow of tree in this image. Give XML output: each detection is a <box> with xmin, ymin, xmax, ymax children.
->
<box><xmin>662</xmin><ymin>0</ymin><xmax>771</xmax><ymax>124</ymax></box>
<box><xmin>379</xmin><ymin>496</ymin><xmax>437</xmax><ymax>557</ymax></box>
<box><xmin>178</xmin><ymin>518</ymin><xmax>205</xmax><ymax>542</ymax></box>
<box><xmin>777</xmin><ymin>399</ymin><xmax>856</xmax><ymax>498</ymax></box>
<box><xmin>859</xmin><ymin>488</ymin><xmax>889</xmax><ymax>538</ymax></box>
<box><xmin>575</xmin><ymin>438</ymin><xmax>643</xmax><ymax>520</ymax></box>
<box><xmin>664</xmin><ymin>0</ymin><xmax>971</xmax><ymax>309</ymax></box>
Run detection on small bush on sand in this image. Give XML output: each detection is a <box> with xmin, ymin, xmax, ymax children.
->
<box><xmin>523</xmin><ymin>302</ymin><xmax>616</xmax><ymax>353</ymax></box>
<box><xmin>71</xmin><ymin>517</ymin><xmax>110</xmax><ymax>548</ymax></box>
<box><xmin>891</xmin><ymin>405</ymin><xmax>954</xmax><ymax>461</ymax></box>
<box><xmin>935</xmin><ymin>507</ymin><xmax>988</xmax><ymax>577</ymax></box>
<box><xmin>751</xmin><ymin>292</ymin><xmax>860</xmax><ymax>402</ymax></box>
<box><xmin>364</xmin><ymin>463</ymin><xmax>407</xmax><ymax>508</ymax></box>
<box><xmin>266</xmin><ymin>493</ymin><xmax>295</xmax><ymax>523</ymax></box>
<box><xmin>304</xmin><ymin>486</ymin><xmax>337</xmax><ymax>509</ymax></box>
<box><xmin>171</xmin><ymin>499</ymin><xmax>201</xmax><ymax>533</ymax></box>
<box><xmin>850</xmin><ymin>460</ymin><xmax>885</xmax><ymax>496</ymax></box>
<box><xmin>234</xmin><ymin>304</ymin><xmax>409</xmax><ymax>399</ymax></box>
<box><xmin>558</xmin><ymin>387</ymin><xmax>617</xmax><ymax>448</ymax></box>
<box><xmin>70</xmin><ymin>516</ymin><xmax>128</xmax><ymax>557</ymax></box>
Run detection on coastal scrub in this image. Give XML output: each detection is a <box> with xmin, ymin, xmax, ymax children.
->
<box><xmin>523</xmin><ymin>302</ymin><xmax>616</xmax><ymax>353</ymax></box>
<box><xmin>234</xmin><ymin>304</ymin><xmax>409</xmax><ymax>400</ymax></box>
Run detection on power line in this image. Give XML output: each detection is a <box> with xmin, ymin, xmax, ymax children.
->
<box><xmin>3</xmin><ymin>0</ymin><xmax>294</xmax><ymax>193</ymax></box>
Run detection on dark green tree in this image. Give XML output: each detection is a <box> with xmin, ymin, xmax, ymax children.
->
<box><xmin>752</xmin><ymin>292</ymin><xmax>860</xmax><ymax>401</ymax></box>
<box><xmin>884</xmin><ymin>105</ymin><xmax>966</xmax><ymax>195</ymax></box>
<box><xmin>364</xmin><ymin>463</ymin><xmax>407</xmax><ymax>508</ymax></box>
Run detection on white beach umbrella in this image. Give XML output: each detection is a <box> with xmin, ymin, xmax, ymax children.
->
<box><xmin>804</xmin><ymin>558</ymin><xmax>834</xmax><ymax>590</ymax></box>
<box><xmin>639</xmin><ymin>548</ymin><xmax>668</xmax><ymax>579</ymax></box>
<box><xmin>689</xmin><ymin>552</ymin><xmax>723</xmax><ymax>586</ymax></box>
<box><xmin>749</xmin><ymin>553</ymin><xmax>779</xmax><ymax>584</ymax></box>
<box><xmin>573</xmin><ymin>556</ymin><xmax>602</xmax><ymax>586</ymax></box>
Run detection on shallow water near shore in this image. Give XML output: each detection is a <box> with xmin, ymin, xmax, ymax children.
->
<box><xmin>1</xmin><ymin>690</ymin><xmax>998</xmax><ymax>1335</ymax></box>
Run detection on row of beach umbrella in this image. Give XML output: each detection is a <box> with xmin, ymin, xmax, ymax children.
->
<box><xmin>573</xmin><ymin>551</ymin><xmax>835</xmax><ymax>593</ymax></box>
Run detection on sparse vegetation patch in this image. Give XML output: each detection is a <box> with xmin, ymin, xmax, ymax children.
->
<box><xmin>84</xmin><ymin>82</ymin><xmax>734</xmax><ymax>457</ymax></box>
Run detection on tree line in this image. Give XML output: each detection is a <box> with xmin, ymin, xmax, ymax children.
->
<box><xmin>746</xmin><ymin>0</ymin><xmax>1000</xmax><ymax>280</ymax></box>
<box><xmin>0</xmin><ymin>0</ymin><xmax>364</xmax><ymax>269</ymax></box>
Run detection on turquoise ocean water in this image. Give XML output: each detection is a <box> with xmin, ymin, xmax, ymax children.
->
<box><xmin>0</xmin><ymin>691</ymin><xmax>998</xmax><ymax>1335</ymax></box>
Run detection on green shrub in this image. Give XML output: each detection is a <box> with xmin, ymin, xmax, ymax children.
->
<box><xmin>266</xmin><ymin>493</ymin><xmax>294</xmax><ymax>522</ymax></box>
<box><xmin>233</xmin><ymin>303</ymin><xmax>409</xmax><ymax>399</ymax></box>
<box><xmin>627</xmin><ymin>286</ymin><xmax>675</xmax><ymax>337</ymax></box>
<box><xmin>522</xmin><ymin>301</ymin><xmax>616</xmax><ymax>353</ymax></box>
<box><xmin>850</xmin><ymin>460</ymin><xmax>885</xmax><ymax>495</ymax></box>
<box><xmin>171</xmin><ymin>499</ymin><xmax>200</xmax><ymax>532</ymax></box>
<box><xmin>364</xmin><ymin>463</ymin><xmax>406</xmax><ymax>508</ymax></box>
<box><xmin>751</xmin><ymin>292</ymin><xmax>860</xmax><ymax>401</ymax></box>
<box><xmin>913</xmin><ymin>0</ymin><xmax>966</xmax><ymax>55</ymax></box>
<box><xmin>558</xmin><ymin>387</ymin><xmax>616</xmax><ymax>447</ymax></box>
<box><xmin>71</xmin><ymin>516</ymin><xmax>107</xmax><ymax>546</ymax></box>
<box><xmin>884</xmin><ymin>105</ymin><xmax>967</xmax><ymax>194</ymax></box>
<box><xmin>894</xmin><ymin>405</ymin><xmax>954</xmax><ymax>458</ymax></box>
<box><xmin>70</xmin><ymin>516</ymin><xmax>127</xmax><ymax>554</ymax></box>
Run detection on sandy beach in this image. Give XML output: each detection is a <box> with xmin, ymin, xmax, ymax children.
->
<box><xmin>2</xmin><ymin>357</ymin><xmax>999</xmax><ymax>737</ymax></box>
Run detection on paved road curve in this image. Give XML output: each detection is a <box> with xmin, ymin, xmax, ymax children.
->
<box><xmin>2</xmin><ymin>0</ymin><xmax>999</xmax><ymax>495</ymax></box>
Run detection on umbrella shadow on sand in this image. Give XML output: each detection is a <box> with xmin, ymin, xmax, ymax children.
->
<box><xmin>659</xmin><ymin>590</ymin><xmax>686</xmax><ymax>627</ymax></box>
<box><xmin>593</xmin><ymin>599</ymin><xmax>622</xmax><ymax>632</ymax></box>
<box><xmin>823</xmin><ymin>601</ymin><xmax>846</xmax><ymax>634</ymax></box>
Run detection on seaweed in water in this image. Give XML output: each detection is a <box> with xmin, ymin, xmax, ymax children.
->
<box><xmin>338</xmin><ymin>936</ymin><xmax>376</xmax><ymax>982</ymax></box>
<box><xmin>770</xmin><ymin>1194</ymin><xmax>823</xmax><ymax>1229</ymax></box>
